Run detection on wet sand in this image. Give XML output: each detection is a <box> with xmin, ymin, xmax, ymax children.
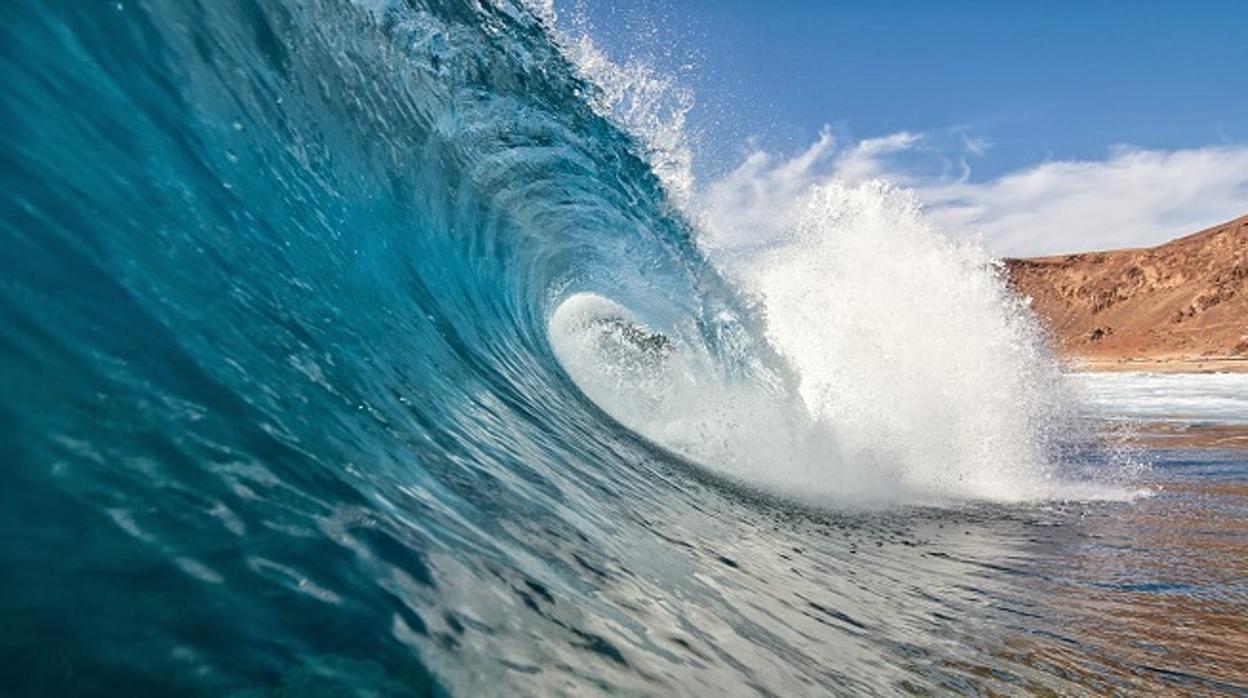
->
<box><xmin>1066</xmin><ymin>356</ymin><xmax>1248</xmax><ymax>374</ymax></box>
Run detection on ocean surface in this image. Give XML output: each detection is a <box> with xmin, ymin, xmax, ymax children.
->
<box><xmin>2</xmin><ymin>1</ymin><xmax>1245</xmax><ymax>695</ymax></box>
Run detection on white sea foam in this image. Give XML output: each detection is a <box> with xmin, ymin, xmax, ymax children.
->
<box><xmin>548</xmin><ymin>277</ymin><xmax>1131</xmax><ymax>505</ymax></box>
<box><xmin>1069</xmin><ymin>372</ymin><xmax>1248</xmax><ymax>425</ymax></box>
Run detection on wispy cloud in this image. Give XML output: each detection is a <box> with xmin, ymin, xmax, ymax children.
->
<box><xmin>696</xmin><ymin>132</ymin><xmax>1248</xmax><ymax>257</ymax></box>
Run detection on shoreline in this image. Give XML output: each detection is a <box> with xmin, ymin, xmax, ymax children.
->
<box><xmin>1061</xmin><ymin>356</ymin><xmax>1248</xmax><ymax>374</ymax></box>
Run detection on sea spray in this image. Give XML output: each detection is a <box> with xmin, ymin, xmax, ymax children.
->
<box><xmin>531</xmin><ymin>0</ymin><xmax>697</xmax><ymax>203</ymax></box>
<box><xmin>540</xmin><ymin>8</ymin><xmax>1129</xmax><ymax>503</ymax></box>
<box><xmin>701</xmin><ymin>179</ymin><xmax>1074</xmax><ymax>501</ymax></box>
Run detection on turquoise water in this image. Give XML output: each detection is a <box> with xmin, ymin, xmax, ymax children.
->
<box><xmin>1</xmin><ymin>1</ymin><xmax>1245</xmax><ymax>695</ymax></box>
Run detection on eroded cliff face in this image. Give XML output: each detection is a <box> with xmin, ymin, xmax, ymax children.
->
<box><xmin>1005</xmin><ymin>214</ymin><xmax>1248</xmax><ymax>364</ymax></box>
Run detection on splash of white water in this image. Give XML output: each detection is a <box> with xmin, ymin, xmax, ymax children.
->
<box><xmin>540</xmin><ymin>1</ymin><xmax>1137</xmax><ymax>504</ymax></box>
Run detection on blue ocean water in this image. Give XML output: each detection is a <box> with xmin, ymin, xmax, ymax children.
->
<box><xmin>2</xmin><ymin>1</ymin><xmax>1245</xmax><ymax>695</ymax></box>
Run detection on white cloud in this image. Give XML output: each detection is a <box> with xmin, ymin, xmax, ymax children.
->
<box><xmin>696</xmin><ymin>133</ymin><xmax>1248</xmax><ymax>258</ymax></box>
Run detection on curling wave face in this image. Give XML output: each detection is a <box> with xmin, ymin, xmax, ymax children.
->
<box><xmin>0</xmin><ymin>1</ymin><xmax>1169</xmax><ymax>695</ymax></box>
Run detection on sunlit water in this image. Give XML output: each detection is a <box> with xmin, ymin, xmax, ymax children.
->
<box><xmin>1</xmin><ymin>1</ymin><xmax>1244</xmax><ymax>695</ymax></box>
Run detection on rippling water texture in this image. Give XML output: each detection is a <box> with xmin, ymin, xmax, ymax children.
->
<box><xmin>1</xmin><ymin>1</ymin><xmax>1245</xmax><ymax>695</ymax></box>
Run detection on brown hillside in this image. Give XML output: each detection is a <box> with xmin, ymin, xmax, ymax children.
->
<box><xmin>1005</xmin><ymin>214</ymin><xmax>1248</xmax><ymax>371</ymax></box>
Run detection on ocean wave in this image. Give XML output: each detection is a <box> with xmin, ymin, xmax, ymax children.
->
<box><xmin>0</xmin><ymin>1</ymin><xmax>1153</xmax><ymax>694</ymax></box>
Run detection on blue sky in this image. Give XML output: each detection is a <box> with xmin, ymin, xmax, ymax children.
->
<box><xmin>562</xmin><ymin>1</ymin><xmax>1248</xmax><ymax>254</ymax></box>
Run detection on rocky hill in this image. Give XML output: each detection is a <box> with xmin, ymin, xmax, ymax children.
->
<box><xmin>1005</xmin><ymin>214</ymin><xmax>1248</xmax><ymax>371</ymax></box>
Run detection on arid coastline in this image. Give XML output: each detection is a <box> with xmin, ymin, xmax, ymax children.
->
<box><xmin>1006</xmin><ymin>214</ymin><xmax>1248</xmax><ymax>373</ymax></box>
